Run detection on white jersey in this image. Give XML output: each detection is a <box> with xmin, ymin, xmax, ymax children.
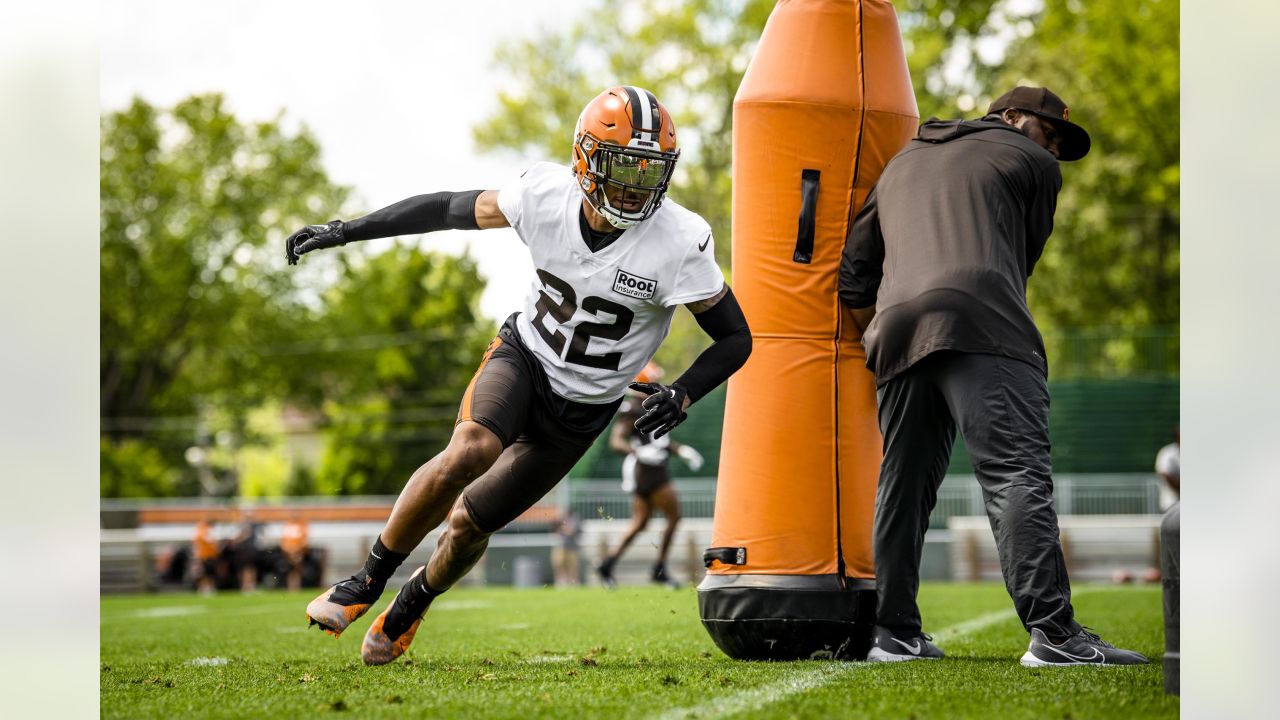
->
<box><xmin>498</xmin><ymin>162</ymin><xmax>724</xmax><ymax>403</ymax></box>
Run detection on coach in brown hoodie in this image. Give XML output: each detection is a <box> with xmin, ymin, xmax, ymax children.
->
<box><xmin>839</xmin><ymin>87</ymin><xmax>1148</xmax><ymax>666</ymax></box>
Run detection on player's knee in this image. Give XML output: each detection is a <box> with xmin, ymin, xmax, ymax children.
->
<box><xmin>447</xmin><ymin>503</ymin><xmax>490</xmax><ymax>547</ymax></box>
<box><xmin>440</xmin><ymin>425</ymin><xmax>502</xmax><ymax>486</ymax></box>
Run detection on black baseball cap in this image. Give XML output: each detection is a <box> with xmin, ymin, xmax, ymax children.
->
<box><xmin>988</xmin><ymin>86</ymin><xmax>1090</xmax><ymax>161</ymax></box>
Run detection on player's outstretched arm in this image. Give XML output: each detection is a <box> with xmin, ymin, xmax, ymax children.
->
<box><xmin>631</xmin><ymin>285</ymin><xmax>752</xmax><ymax>438</ymax></box>
<box><xmin>285</xmin><ymin>189</ymin><xmax>509</xmax><ymax>264</ymax></box>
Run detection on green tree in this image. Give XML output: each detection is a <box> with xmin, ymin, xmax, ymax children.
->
<box><xmin>313</xmin><ymin>246</ymin><xmax>494</xmax><ymax>495</ymax></box>
<box><xmin>100</xmin><ymin>438</ymin><xmax>180</xmax><ymax>498</ymax></box>
<box><xmin>1002</xmin><ymin>0</ymin><xmax>1179</xmax><ymax>340</ymax></box>
<box><xmin>100</xmin><ymin>94</ymin><xmax>350</xmax><ymax>495</ymax></box>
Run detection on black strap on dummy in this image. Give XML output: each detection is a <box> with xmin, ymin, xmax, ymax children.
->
<box><xmin>704</xmin><ymin>547</ymin><xmax>747</xmax><ymax>567</ymax></box>
<box><xmin>793</xmin><ymin>169</ymin><xmax>820</xmax><ymax>264</ymax></box>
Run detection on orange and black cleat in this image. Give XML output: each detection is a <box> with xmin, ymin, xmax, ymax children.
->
<box><xmin>305</xmin><ymin>573</ymin><xmax>384</xmax><ymax>637</ymax></box>
<box><xmin>361</xmin><ymin>568</ymin><xmax>435</xmax><ymax>666</ymax></box>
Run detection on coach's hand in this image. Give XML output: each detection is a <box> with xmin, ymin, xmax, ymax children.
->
<box><xmin>285</xmin><ymin>220</ymin><xmax>347</xmax><ymax>265</ymax></box>
<box><xmin>629</xmin><ymin>382</ymin><xmax>689</xmax><ymax>439</ymax></box>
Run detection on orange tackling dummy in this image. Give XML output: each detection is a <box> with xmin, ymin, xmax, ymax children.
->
<box><xmin>698</xmin><ymin>0</ymin><xmax>918</xmax><ymax>660</ymax></box>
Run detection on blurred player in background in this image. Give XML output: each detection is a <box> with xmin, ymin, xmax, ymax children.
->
<box><xmin>597</xmin><ymin>362</ymin><xmax>703</xmax><ymax>588</ymax></box>
<box><xmin>233</xmin><ymin>509</ymin><xmax>265</xmax><ymax>593</ymax></box>
<box><xmin>287</xmin><ymin>86</ymin><xmax>751</xmax><ymax>665</ymax></box>
<box><xmin>551</xmin><ymin>510</ymin><xmax>583</xmax><ymax>587</ymax></box>
<box><xmin>1154</xmin><ymin>428</ymin><xmax>1180</xmax><ymax>511</ymax></box>
<box><xmin>280</xmin><ymin>513</ymin><xmax>311</xmax><ymax>592</ymax></box>
<box><xmin>193</xmin><ymin>517</ymin><xmax>219</xmax><ymax>596</ymax></box>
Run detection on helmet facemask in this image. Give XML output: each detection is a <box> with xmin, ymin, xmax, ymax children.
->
<box><xmin>577</xmin><ymin>136</ymin><xmax>679</xmax><ymax>230</ymax></box>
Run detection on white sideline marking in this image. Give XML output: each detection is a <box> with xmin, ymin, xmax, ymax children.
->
<box><xmin>102</xmin><ymin>601</ymin><xmax>302</xmax><ymax>623</ymax></box>
<box><xmin>651</xmin><ymin>588</ymin><xmax>1107</xmax><ymax>720</ymax></box>
<box><xmin>651</xmin><ymin>665</ymin><xmax>851</xmax><ymax>720</ymax></box>
<box><xmin>526</xmin><ymin>654</ymin><xmax>574</xmax><ymax>664</ymax></box>
<box><xmin>498</xmin><ymin>622</ymin><xmax>530</xmax><ymax>630</ymax></box>
<box><xmin>432</xmin><ymin>599</ymin><xmax>493</xmax><ymax>611</ymax></box>
<box><xmin>115</xmin><ymin>606</ymin><xmax>209</xmax><ymax>620</ymax></box>
<box><xmin>185</xmin><ymin>656</ymin><xmax>230</xmax><ymax>667</ymax></box>
<box><xmin>929</xmin><ymin>608</ymin><xmax>1019</xmax><ymax>644</ymax></box>
<box><xmin>104</xmin><ymin>594</ymin><xmax>490</xmax><ymax>624</ymax></box>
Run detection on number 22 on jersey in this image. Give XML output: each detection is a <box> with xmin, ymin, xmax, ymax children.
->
<box><xmin>531</xmin><ymin>268</ymin><xmax>635</xmax><ymax>371</ymax></box>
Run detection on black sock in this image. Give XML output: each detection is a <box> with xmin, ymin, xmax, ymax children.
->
<box><xmin>363</xmin><ymin>536</ymin><xmax>409</xmax><ymax>584</ymax></box>
<box><xmin>400</xmin><ymin>570</ymin><xmax>444</xmax><ymax>611</ymax></box>
<box><xmin>383</xmin><ymin>570</ymin><xmax>443</xmax><ymax>639</ymax></box>
<box><xmin>391</xmin><ymin>568</ymin><xmax>442</xmax><ymax>620</ymax></box>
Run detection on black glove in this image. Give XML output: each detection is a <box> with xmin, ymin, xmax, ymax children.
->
<box><xmin>285</xmin><ymin>220</ymin><xmax>347</xmax><ymax>265</ymax></box>
<box><xmin>629</xmin><ymin>382</ymin><xmax>689</xmax><ymax>439</ymax></box>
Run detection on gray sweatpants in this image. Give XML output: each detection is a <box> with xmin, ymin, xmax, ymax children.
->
<box><xmin>873</xmin><ymin>351</ymin><xmax>1081</xmax><ymax>640</ymax></box>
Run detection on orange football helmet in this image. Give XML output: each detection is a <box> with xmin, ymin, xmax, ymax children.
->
<box><xmin>571</xmin><ymin>86</ymin><xmax>680</xmax><ymax>230</ymax></box>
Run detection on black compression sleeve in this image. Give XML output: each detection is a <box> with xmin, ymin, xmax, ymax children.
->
<box><xmin>673</xmin><ymin>287</ymin><xmax>752</xmax><ymax>404</ymax></box>
<box><xmin>343</xmin><ymin>190</ymin><xmax>483</xmax><ymax>242</ymax></box>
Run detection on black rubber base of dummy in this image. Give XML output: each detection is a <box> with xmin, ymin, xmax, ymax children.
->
<box><xmin>698</xmin><ymin>574</ymin><xmax>876</xmax><ymax>660</ymax></box>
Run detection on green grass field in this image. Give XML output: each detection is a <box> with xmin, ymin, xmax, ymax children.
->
<box><xmin>101</xmin><ymin>582</ymin><xmax>1177</xmax><ymax>719</ymax></box>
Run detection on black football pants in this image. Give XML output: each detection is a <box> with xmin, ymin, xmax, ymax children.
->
<box><xmin>872</xmin><ymin>351</ymin><xmax>1081</xmax><ymax>640</ymax></box>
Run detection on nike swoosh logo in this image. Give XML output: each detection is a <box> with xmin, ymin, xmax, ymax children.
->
<box><xmin>698</xmin><ymin>236</ymin><xmax>710</xmax><ymax>252</ymax></box>
<box><xmin>1043</xmin><ymin>645</ymin><xmax>1103</xmax><ymax>663</ymax></box>
<box><xmin>891</xmin><ymin>637</ymin><xmax>922</xmax><ymax>655</ymax></box>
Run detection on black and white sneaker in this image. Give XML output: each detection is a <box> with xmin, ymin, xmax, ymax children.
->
<box><xmin>866</xmin><ymin>626</ymin><xmax>944</xmax><ymax>662</ymax></box>
<box><xmin>1020</xmin><ymin>627</ymin><xmax>1149</xmax><ymax>667</ymax></box>
<box><xmin>305</xmin><ymin>572</ymin><xmax>384</xmax><ymax>637</ymax></box>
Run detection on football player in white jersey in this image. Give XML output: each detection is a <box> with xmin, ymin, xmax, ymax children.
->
<box><xmin>285</xmin><ymin>86</ymin><xmax>752</xmax><ymax>666</ymax></box>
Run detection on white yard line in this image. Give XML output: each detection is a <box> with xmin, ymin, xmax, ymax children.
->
<box><xmin>101</xmin><ymin>601</ymin><xmax>300</xmax><ymax>623</ymax></box>
<box><xmin>102</xmin><ymin>595</ymin><xmax>497</xmax><ymax>624</ymax></box>
<box><xmin>650</xmin><ymin>588</ymin><xmax>1104</xmax><ymax>720</ymax></box>
<box><xmin>100</xmin><ymin>606</ymin><xmax>210</xmax><ymax>621</ymax></box>
<box><xmin>651</xmin><ymin>664</ymin><xmax>853</xmax><ymax>720</ymax></box>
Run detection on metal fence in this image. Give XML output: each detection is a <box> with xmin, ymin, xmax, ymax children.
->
<box><xmin>100</xmin><ymin>474</ymin><xmax>1168</xmax><ymax>593</ymax></box>
<box><xmin>928</xmin><ymin>473</ymin><xmax>1160</xmax><ymax>528</ymax></box>
<box><xmin>563</xmin><ymin>478</ymin><xmax>719</xmax><ymax>522</ymax></box>
<box><xmin>563</xmin><ymin>473</ymin><xmax>1161</xmax><ymax>528</ymax></box>
<box><xmin>102</xmin><ymin>473</ymin><xmax>1163</xmax><ymax>528</ymax></box>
